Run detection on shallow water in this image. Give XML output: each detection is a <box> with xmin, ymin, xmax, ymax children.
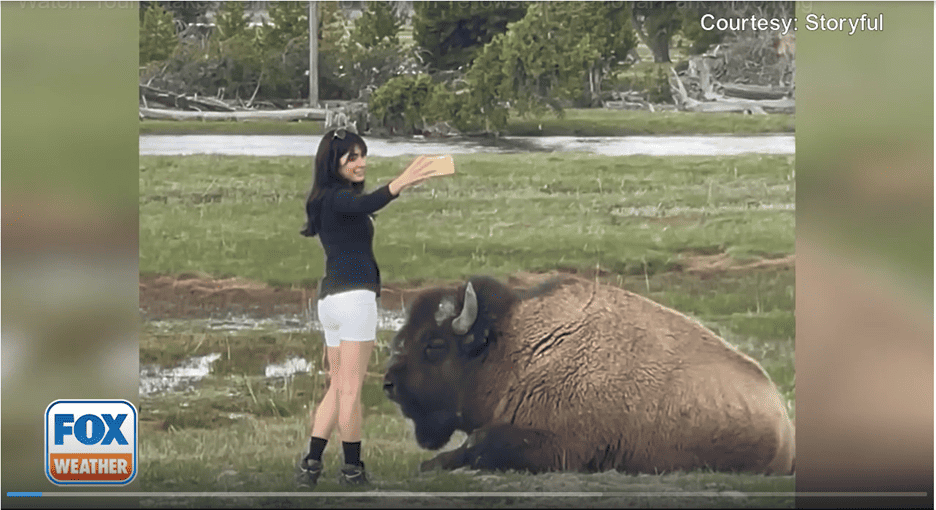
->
<box><xmin>140</xmin><ymin>352</ymin><xmax>222</xmax><ymax>397</ymax></box>
<box><xmin>140</xmin><ymin>353</ymin><xmax>318</xmax><ymax>398</ymax></box>
<box><xmin>143</xmin><ymin>308</ymin><xmax>406</xmax><ymax>335</ymax></box>
<box><xmin>139</xmin><ymin>134</ymin><xmax>794</xmax><ymax>157</ymax></box>
<box><xmin>140</xmin><ymin>308</ymin><xmax>406</xmax><ymax>397</ymax></box>
<box><xmin>264</xmin><ymin>356</ymin><xmax>313</xmax><ymax>379</ymax></box>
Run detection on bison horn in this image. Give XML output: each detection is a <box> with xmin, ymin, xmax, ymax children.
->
<box><xmin>451</xmin><ymin>282</ymin><xmax>478</xmax><ymax>335</ymax></box>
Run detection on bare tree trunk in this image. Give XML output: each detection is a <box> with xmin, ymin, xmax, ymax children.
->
<box><xmin>309</xmin><ymin>1</ymin><xmax>319</xmax><ymax>107</ymax></box>
<box><xmin>591</xmin><ymin>66</ymin><xmax>603</xmax><ymax>106</ymax></box>
<box><xmin>650</xmin><ymin>30</ymin><xmax>671</xmax><ymax>63</ymax></box>
<box><xmin>247</xmin><ymin>70</ymin><xmax>264</xmax><ymax>108</ymax></box>
<box><xmin>630</xmin><ymin>10</ymin><xmax>652</xmax><ymax>54</ymax></box>
<box><xmin>627</xmin><ymin>47</ymin><xmax>641</xmax><ymax>64</ymax></box>
<box><xmin>630</xmin><ymin>9</ymin><xmax>673</xmax><ymax>63</ymax></box>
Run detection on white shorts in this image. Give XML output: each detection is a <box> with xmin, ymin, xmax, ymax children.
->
<box><xmin>317</xmin><ymin>289</ymin><xmax>378</xmax><ymax>347</ymax></box>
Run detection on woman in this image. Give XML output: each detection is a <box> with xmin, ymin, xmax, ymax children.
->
<box><xmin>297</xmin><ymin>128</ymin><xmax>435</xmax><ymax>487</ymax></box>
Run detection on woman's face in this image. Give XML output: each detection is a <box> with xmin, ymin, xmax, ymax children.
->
<box><xmin>338</xmin><ymin>145</ymin><xmax>366</xmax><ymax>183</ymax></box>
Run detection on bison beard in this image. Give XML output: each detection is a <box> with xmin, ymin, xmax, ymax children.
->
<box><xmin>383</xmin><ymin>274</ymin><xmax>796</xmax><ymax>475</ymax></box>
<box><xmin>416</xmin><ymin>412</ymin><xmax>459</xmax><ymax>450</ymax></box>
<box><xmin>398</xmin><ymin>398</ymin><xmax>459</xmax><ymax>450</ymax></box>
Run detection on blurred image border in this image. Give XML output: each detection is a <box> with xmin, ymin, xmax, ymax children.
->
<box><xmin>0</xmin><ymin>1</ymin><xmax>932</xmax><ymax>508</ymax></box>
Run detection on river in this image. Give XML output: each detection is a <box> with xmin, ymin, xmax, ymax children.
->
<box><xmin>139</xmin><ymin>134</ymin><xmax>794</xmax><ymax>157</ymax></box>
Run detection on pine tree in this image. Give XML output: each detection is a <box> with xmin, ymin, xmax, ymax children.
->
<box><xmin>353</xmin><ymin>1</ymin><xmax>400</xmax><ymax>48</ymax></box>
<box><xmin>265</xmin><ymin>1</ymin><xmax>309</xmax><ymax>50</ymax></box>
<box><xmin>215</xmin><ymin>1</ymin><xmax>248</xmax><ymax>41</ymax></box>
<box><xmin>139</xmin><ymin>2</ymin><xmax>178</xmax><ymax>65</ymax></box>
<box><xmin>412</xmin><ymin>2</ymin><xmax>528</xmax><ymax>71</ymax></box>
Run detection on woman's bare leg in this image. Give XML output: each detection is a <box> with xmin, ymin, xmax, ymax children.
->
<box><xmin>310</xmin><ymin>345</ymin><xmax>341</xmax><ymax>440</ymax></box>
<box><xmin>337</xmin><ymin>340</ymin><xmax>374</xmax><ymax>442</ymax></box>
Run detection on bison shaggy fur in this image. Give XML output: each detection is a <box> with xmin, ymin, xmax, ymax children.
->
<box><xmin>383</xmin><ymin>274</ymin><xmax>795</xmax><ymax>475</ymax></box>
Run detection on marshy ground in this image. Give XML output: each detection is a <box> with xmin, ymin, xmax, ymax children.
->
<box><xmin>138</xmin><ymin>262</ymin><xmax>795</xmax><ymax>508</ymax></box>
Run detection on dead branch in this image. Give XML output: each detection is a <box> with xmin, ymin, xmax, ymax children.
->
<box><xmin>140</xmin><ymin>85</ymin><xmax>236</xmax><ymax>112</ymax></box>
<box><xmin>246</xmin><ymin>71</ymin><xmax>264</xmax><ymax>109</ymax></box>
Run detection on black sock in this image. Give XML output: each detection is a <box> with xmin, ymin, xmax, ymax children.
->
<box><xmin>307</xmin><ymin>436</ymin><xmax>327</xmax><ymax>462</ymax></box>
<box><xmin>342</xmin><ymin>441</ymin><xmax>362</xmax><ymax>467</ymax></box>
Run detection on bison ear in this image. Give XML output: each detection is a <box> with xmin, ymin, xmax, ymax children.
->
<box><xmin>435</xmin><ymin>296</ymin><xmax>457</xmax><ymax>326</ymax></box>
<box><xmin>458</xmin><ymin>328</ymin><xmax>491</xmax><ymax>357</ymax></box>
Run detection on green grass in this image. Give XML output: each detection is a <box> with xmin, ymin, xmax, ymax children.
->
<box><xmin>138</xmin><ymin>276</ymin><xmax>794</xmax><ymax>500</ymax></box>
<box><xmin>506</xmin><ymin>108</ymin><xmax>793</xmax><ymax>136</ymax></box>
<box><xmin>139</xmin><ymin>108</ymin><xmax>793</xmax><ymax>136</ymax></box>
<box><xmin>139</xmin><ymin>322</ymin><xmax>793</xmax><ymax>503</ymax></box>
<box><xmin>139</xmin><ymin>152</ymin><xmax>794</xmax><ymax>286</ymax></box>
<box><xmin>140</xmin><ymin>350</ymin><xmax>794</xmax><ymax>504</ymax></box>
<box><xmin>139</xmin><ymin>151</ymin><xmax>794</xmax><ymax>501</ymax></box>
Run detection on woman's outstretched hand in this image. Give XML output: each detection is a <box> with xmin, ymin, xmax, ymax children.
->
<box><xmin>389</xmin><ymin>156</ymin><xmax>439</xmax><ymax>196</ymax></box>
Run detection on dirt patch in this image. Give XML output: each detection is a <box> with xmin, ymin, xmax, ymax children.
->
<box><xmin>139</xmin><ymin>272</ymin><xmax>560</xmax><ymax>321</ymax></box>
<box><xmin>140</xmin><ymin>256</ymin><xmax>794</xmax><ymax>321</ymax></box>
<box><xmin>140</xmin><ymin>273</ymin><xmax>312</xmax><ymax>320</ymax></box>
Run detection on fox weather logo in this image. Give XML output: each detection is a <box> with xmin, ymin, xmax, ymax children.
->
<box><xmin>45</xmin><ymin>400</ymin><xmax>137</xmax><ymax>485</ymax></box>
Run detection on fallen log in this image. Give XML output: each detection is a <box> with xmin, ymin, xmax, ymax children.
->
<box><xmin>603</xmin><ymin>100</ymin><xmax>652</xmax><ymax>111</ymax></box>
<box><xmin>140</xmin><ymin>107</ymin><xmax>330</xmax><ymax>122</ymax></box>
<box><xmin>670</xmin><ymin>68</ymin><xmax>794</xmax><ymax>114</ymax></box>
<box><xmin>721</xmin><ymin>83</ymin><xmax>792</xmax><ymax>100</ymax></box>
<box><xmin>190</xmin><ymin>96</ymin><xmax>235</xmax><ymax>111</ymax></box>
<box><xmin>679</xmin><ymin>97</ymin><xmax>794</xmax><ymax>114</ymax></box>
<box><xmin>140</xmin><ymin>85</ymin><xmax>235</xmax><ymax>112</ymax></box>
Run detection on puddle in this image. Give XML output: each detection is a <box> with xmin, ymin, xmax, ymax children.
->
<box><xmin>140</xmin><ymin>352</ymin><xmax>222</xmax><ymax>397</ymax></box>
<box><xmin>144</xmin><ymin>308</ymin><xmax>407</xmax><ymax>335</ymax></box>
<box><xmin>141</xmin><ymin>351</ymin><xmax>320</xmax><ymax>397</ymax></box>
<box><xmin>264</xmin><ymin>356</ymin><xmax>312</xmax><ymax>378</ymax></box>
<box><xmin>141</xmin><ymin>308</ymin><xmax>407</xmax><ymax>397</ymax></box>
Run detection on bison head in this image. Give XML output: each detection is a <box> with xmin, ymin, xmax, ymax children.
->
<box><xmin>383</xmin><ymin>276</ymin><xmax>518</xmax><ymax>450</ymax></box>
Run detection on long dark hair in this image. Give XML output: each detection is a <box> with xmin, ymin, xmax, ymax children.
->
<box><xmin>300</xmin><ymin>129</ymin><xmax>368</xmax><ymax>237</ymax></box>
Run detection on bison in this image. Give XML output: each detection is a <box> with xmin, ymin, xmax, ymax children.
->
<box><xmin>383</xmin><ymin>274</ymin><xmax>795</xmax><ymax>475</ymax></box>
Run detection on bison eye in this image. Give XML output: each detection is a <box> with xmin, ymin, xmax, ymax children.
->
<box><xmin>424</xmin><ymin>338</ymin><xmax>448</xmax><ymax>362</ymax></box>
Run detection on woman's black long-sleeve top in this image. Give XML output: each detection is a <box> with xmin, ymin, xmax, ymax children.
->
<box><xmin>312</xmin><ymin>183</ymin><xmax>398</xmax><ymax>300</ymax></box>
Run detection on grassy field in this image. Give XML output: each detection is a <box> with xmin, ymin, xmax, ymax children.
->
<box><xmin>139</xmin><ymin>108</ymin><xmax>793</xmax><ymax>136</ymax></box>
<box><xmin>139</xmin><ymin>151</ymin><xmax>795</xmax><ymax>505</ymax></box>
<box><xmin>140</xmin><ymin>153</ymin><xmax>794</xmax><ymax>285</ymax></box>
